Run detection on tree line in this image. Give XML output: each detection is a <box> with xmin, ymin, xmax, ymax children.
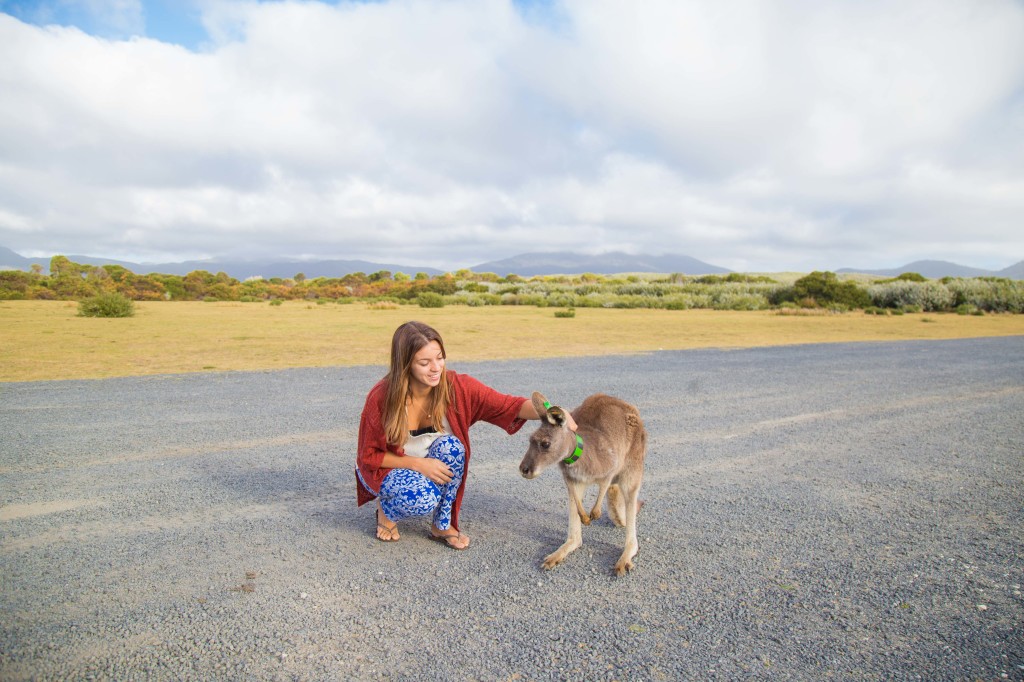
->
<box><xmin>1</xmin><ymin>255</ymin><xmax>1021</xmax><ymax>314</ymax></box>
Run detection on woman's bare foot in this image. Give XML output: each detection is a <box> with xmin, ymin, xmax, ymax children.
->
<box><xmin>430</xmin><ymin>526</ymin><xmax>470</xmax><ymax>550</ymax></box>
<box><xmin>376</xmin><ymin>506</ymin><xmax>400</xmax><ymax>542</ymax></box>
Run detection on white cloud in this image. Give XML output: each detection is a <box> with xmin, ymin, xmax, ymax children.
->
<box><xmin>0</xmin><ymin>0</ymin><xmax>1022</xmax><ymax>271</ymax></box>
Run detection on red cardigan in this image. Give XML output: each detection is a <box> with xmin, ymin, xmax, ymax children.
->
<box><xmin>356</xmin><ymin>371</ymin><xmax>528</xmax><ymax>530</ymax></box>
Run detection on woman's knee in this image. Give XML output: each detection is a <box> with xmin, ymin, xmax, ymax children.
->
<box><xmin>428</xmin><ymin>435</ymin><xmax>465</xmax><ymax>473</ymax></box>
<box><xmin>429</xmin><ymin>434</ymin><xmax>465</xmax><ymax>460</ymax></box>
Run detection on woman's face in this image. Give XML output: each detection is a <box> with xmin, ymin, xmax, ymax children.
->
<box><xmin>409</xmin><ymin>340</ymin><xmax>444</xmax><ymax>391</ymax></box>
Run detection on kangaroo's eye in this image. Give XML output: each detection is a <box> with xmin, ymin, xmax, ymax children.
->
<box><xmin>541</xmin><ymin>440</ymin><xmax>550</xmax><ymax>449</ymax></box>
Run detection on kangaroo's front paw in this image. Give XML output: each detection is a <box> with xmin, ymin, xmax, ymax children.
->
<box><xmin>578</xmin><ymin>511</ymin><xmax>591</xmax><ymax>526</ymax></box>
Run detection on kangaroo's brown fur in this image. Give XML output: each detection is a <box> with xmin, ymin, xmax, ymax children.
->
<box><xmin>519</xmin><ymin>391</ymin><xmax>647</xmax><ymax>576</ymax></box>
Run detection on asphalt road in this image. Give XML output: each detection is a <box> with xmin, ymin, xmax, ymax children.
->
<box><xmin>2</xmin><ymin>337</ymin><xmax>1022</xmax><ymax>681</ymax></box>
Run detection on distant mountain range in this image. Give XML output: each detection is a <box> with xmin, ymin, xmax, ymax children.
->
<box><xmin>0</xmin><ymin>246</ymin><xmax>729</xmax><ymax>278</ymax></box>
<box><xmin>469</xmin><ymin>251</ymin><xmax>730</xmax><ymax>276</ymax></box>
<box><xmin>0</xmin><ymin>246</ymin><xmax>445</xmax><ymax>280</ymax></box>
<box><xmin>1</xmin><ymin>245</ymin><xmax>1021</xmax><ymax>279</ymax></box>
<box><xmin>837</xmin><ymin>259</ymin><xmax>1024</xmax><ymax>279</ymax></box>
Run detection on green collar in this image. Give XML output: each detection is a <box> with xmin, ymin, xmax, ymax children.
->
<box><xmin>563</xmin><ymin>433</ymin><xmax>584</xmax><ymax>465</ymax></box>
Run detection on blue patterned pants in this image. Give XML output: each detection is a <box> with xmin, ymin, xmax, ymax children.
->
<box><xmin>378</xmin><ymin>435</ymin><xmax>465</xmax><ymax>530</ymax></box>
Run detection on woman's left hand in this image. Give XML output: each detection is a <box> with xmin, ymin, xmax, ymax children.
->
<box><xmin>414</xmin><ymin>457</ymin><xmax>454</xmax><ymax>485</ymax></box>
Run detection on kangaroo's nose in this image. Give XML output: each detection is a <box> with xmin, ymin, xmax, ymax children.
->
<box><xmin>519</xmin><ymin>464</ymin><xmax>532</xmax><ymax>478</ymax></box>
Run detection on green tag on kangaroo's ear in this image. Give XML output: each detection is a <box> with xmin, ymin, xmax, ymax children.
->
<box><xmin>543</xmin><ymin>400</ymin><xmax>552</xmax><ymax>410</ymax></box>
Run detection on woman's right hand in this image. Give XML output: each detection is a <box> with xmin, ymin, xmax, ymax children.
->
<box><xmin>414</xmin><ymin>457</ymin><xmax>454</xmax><ymax>485</ymax></box>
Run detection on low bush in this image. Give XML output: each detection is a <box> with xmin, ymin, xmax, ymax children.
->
<box><xmin>77</xmin><ymin>292</ymin><xmax>135</xmax><ymax>318</ymax></box>
<box><xmin>455</xmin><ymin>293</ymin><xmax>500</xmax><ymax>307</ymax></box>
<box><xmin>877</xmin><ymin>272</ymin><xmax>927</xmax><ymax>283</ymax></box>
<box><xmin>868</xmin><ymin>280</ymin><xmax>953</xmax><ymax>312</ymax></box>
<box><xmin>417</xmin><ymin>292</ymin><xmax>445</xmax><ymax>308</ymax></box>
<box><xmin>554</xmin><ymin>308</ymin><xmax>576</xmax><ymax>318</ymax></box>
<box><xmin>945</xmin><ymin>277</ymin><xmax>1024</xmax><ymax>313</ymax></box>
<box><xmin>711</xmin><ymin>292</ymin><xmax>769</xmax><ymax>311</ymax></box>
<box><xmin>783</xmin><ymin>271</ymin><xmax>872</xmax><ymax>309</ymax></box>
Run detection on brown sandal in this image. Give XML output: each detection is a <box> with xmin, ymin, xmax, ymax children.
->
<box><xmin>376</xmin><ymin>508</ymin><xmax>400</xmax><ymax>542</ymax></box>
<box><xmin>429</xmin><ymin>529</ymin><xmax>469</xmax><ymax>550</ymax></box>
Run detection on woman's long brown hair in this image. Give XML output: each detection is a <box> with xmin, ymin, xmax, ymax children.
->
<box><xmin>382</xmin><ymin>321</ymin><xmax>452</xmax><ymax>447</ymax></box>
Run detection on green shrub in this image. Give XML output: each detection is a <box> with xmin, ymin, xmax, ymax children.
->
<box><xmin>868</xmin><ymin>280</ymin><xmax>953</xmax><ymax>312</ymax></box>
<box><xmin>785</xmin><ymin>271</ymin><xmax>871</xmax><ymax>309</ymax></box>
<box><xmin>450</xmin><ymin>292</ymin><xmax>500</xmax><ymax>307</ymax></box>
<box><xmin>269</xmin><ymin>299</ymin><xmax>284</xmax><ymax>306</ymax></box>
<box><xmin>711</xmin><ymin>292</ymin><xmax>770</xmax><ymax>311</ymax></box>
<box><xmin>554</xmin><ymin>308</ymin><xmax>576</xmax><ymax>318</ymax></box>
<box><xmin>877</xmin><ymin>272</ymin><xmax>927</xmax><ymax>283</ymax></box>
<box><xmin>945</xmin><ymin>278</ymin><xmax>1024</xmax><ymax>313</ymax></box>
<box><xmin>77</xmin><ymin>292</ymin><xmax>135</xmax><ymax>318</ymax></box>
<box><xmin>417</xmin><ymin>292</ymin><xmax>445</xmax><ymax>308</ymax></box>
<box><xmin>663</xmin><ymin>295</ymin><xmax>696</xmax><ymax>310</ymax></box>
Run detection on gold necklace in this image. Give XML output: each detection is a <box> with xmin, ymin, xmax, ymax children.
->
<box><xmin>407</xmin><ymin>398</ymin><xmax>430</xmax><ymax>421</ymax></box>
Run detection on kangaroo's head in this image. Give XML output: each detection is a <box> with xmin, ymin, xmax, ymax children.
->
<box><xmin>519</xmin><ymin>391</ymin><xmax>575</xmax><ymax>479</ymax></box>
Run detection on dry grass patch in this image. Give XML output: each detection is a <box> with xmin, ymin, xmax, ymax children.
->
<box><xmin>1</xmin><ymin>300</ymin><xmax>1023</xmax><ymax>382</ymax></box>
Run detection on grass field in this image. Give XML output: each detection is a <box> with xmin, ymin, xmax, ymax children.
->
<box><xmin>2</xmin><ymin>300</ymin><xmax>1023</xmax><ymax>382</ymax></box>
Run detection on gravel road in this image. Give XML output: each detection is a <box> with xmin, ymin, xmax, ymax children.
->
<box><xmin>2</xmin><ymin>337</ymin><xmax>1023</xmax><ymax>681</ymax></box>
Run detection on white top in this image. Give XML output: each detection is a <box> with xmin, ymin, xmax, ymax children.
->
<box><xmin>404</xmin><ymin>415</ymin><xmax>450</xmax><ymax>457</ymax></box>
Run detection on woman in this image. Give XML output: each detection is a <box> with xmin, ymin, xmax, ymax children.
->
<box><xmin>355</xmin><ymin>320</ymin><xmax>574</xmax><ymax>550</ymax></box>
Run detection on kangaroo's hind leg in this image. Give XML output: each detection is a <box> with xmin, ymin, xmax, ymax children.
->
<box><xmin>613</xmin><ymin>476</ymin><xmax>642</xmax><ymax>576</ymax></box>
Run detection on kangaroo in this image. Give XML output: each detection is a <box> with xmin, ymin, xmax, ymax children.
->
<box><xmin>519</xmin><ymin>391</ymin><xmax>647</xmax><ymax>576</ymax></box>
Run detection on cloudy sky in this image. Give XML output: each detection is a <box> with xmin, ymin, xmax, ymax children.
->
<box><xmin>1</xmin><ymin>0</ymin><xmax>1022</xmax><ymax>272</ymax></box>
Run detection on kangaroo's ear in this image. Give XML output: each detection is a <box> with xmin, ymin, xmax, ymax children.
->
<box><xmin>546</xmin><ymin>405</ymin><xmax>568</xmax><ymax>427</ymax></box>
<box><xmin>531</xmin><ymin>392</ymin><xmax>548</xmax><ymax>418</ymax></box>
<box><xmin>531</xmin><ymin>391</ymin><xmax>564</xmax><ymax>426</ymax></box>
